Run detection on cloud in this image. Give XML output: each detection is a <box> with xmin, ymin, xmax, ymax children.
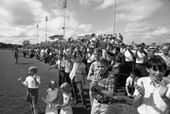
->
<box><xmin>78</xmin><ymin>24</ymin><xmax>92</xmax><ymax>32</ymax></box>
<box><xmin>0</xmin><ymin>0</ymin><xmax>94</xmax><ymax>44</ymax></box>
<box><xmin>147</xmin><ymin>27</ymin><xmax>170</xmax><ymax>38</ymax></box>
<box><xmin>79</xmin><ymin>0</ymin><xmax>90</xmax><ymax>5</ymax></box>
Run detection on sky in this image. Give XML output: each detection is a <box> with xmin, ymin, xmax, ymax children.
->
<box><xmin>0</xmin><ymin>0</ymin><xmax>170</xmax><ymax>45</ymax></box>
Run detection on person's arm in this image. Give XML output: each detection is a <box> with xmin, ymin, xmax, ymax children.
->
<box><xmin>34</xmin><ymin>75</ymin><xmax>41</xmax><ymax>87</ymax></box>
<box><xmin>82</xmin><ymin>64</ymin><xmax>87</xmax><ymax>84</ymax></box>
<box><xmin>125</xmin><ymin>78</ymin><xmax>132</xmax><ymax>96</ymax></box>
<box><xmin>159</xmin><ymin>80</ymin><xmax>170</xmax><ymax>106</ymax></box>
<box><xmin>87</xmin><ymin>63</ymin><xmax>94</xmax><ymax>81</ymax></box>
<box><xmin>63</xmin><ymin>52</ymin><xmax>73</xmax><ymax>63</ymax></box>
<box><xmin>42</xmin><ymin>92</ymin><xmax>52</xmax><ymax>109</ymax></box>
<box><xmin>95</xmin><ymin>76</ymin><xmax>116</xmax><ymax>97</ymax></box>
<box><xmin>56</xmin><ymin>94</ymin><xmax>73</xmax><ymax>108</ymax></box>
<box><xmin>18</xmin><ymin>77</ymin><xmax>28</xmax><ymax>88</ymax></box>
<box><xmin>49</xmin><ymin>62</ymin><xmax>58</xmax><ymax>70</ymax></box>
<box><xmin>133</xmin><ymin>84</ymin><xmax>145</xmax><ymax>107</ymax></box>
<box><xmin>90</xmin><ymin>73</ymin><xmax>98</xmax><ymax>92</ymax></box>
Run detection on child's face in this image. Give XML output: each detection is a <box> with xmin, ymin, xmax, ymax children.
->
<box><xmin>149</xmin><ymin>66</ymin><xmax>166</xmax><ymax>83</ymax></box>
<box><xmin>97</xmin><ymin>62</ymin><xmax>109</xmax><ymax>75</ymax></box>
<box><xmin>94</xmin><ymin>51</ymin><xmax>102</xmax><ymax>61</ymax></box>
<box><xmin>130</xmin><ymin>73</ymin><xmax>135</xmax><ymax>78</ymax></box>
<box><xmin>76</xmin><ymin>53</ymin><xmax>82</xmax><ymax>61</ymax></box>
<box><xmin>50</xmin><ymin>84</ymin><xmax>56</xmax><ymax>90</ymax></box>
<box><xmin>28</xmin><ymin>69</ymin><xmax>35</xmax><ymax>76</ymax></box>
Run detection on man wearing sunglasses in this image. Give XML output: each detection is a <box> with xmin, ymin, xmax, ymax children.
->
<box><xmin>133</xmin><ymin>56</ymin><xmax>170</xmax><ymax>114</ymax></box>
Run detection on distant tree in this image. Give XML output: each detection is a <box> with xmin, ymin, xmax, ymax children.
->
<box><xmin>22</xmin><ymin>40</ymin><xmax>31</xmax><ymax>47</ymax></box>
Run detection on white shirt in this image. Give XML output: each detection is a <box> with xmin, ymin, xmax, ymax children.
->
<box><xmin>126</xmin><ymin>76</ymin><xmax>138</xmax><ymax>87</ymax></box>
<box><xmin>23</xmin><ymin>75</ymin><xmax>41</xmax><ymax>88</ymax></box>
<box><xmin>134</xmin><ymin>77</ymin><xmax>170</xmax><ymax>114</ymax></box>
<box><xmin>135</xmin><ymin>51</ymin><xmax>146</xmax><ymax>64</ymax></box>
<box><xmin>124</xmin><ymin>50</ymin><xmax>134</xmax><ymax>62</ymax></box>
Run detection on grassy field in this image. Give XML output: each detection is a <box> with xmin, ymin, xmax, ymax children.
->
<box><xmin>0</xmin><ymin>50</ymin><xmax>138</xmax><ymax>114</ymax></box>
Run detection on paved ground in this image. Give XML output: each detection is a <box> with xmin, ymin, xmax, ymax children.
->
<box><xmin>0</xmin><ymin>50</ymin><xmax>137</xmax><ymax>114</ymax></box>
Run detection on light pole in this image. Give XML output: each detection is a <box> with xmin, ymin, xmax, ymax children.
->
<box><xmin>63</xmin><ymin>0</ymin><xmax>67</xmax><ymax>39</ymax></box>
<box><xmin>45</xmin><ymin>16</ymin><xmax>48</xmax><ymax>43</ymax></box>
<box><xmin>113</xmin><ymin>0</ymin><xmax>116</xmax><ymax>35</ymax></box>
<box><xmin>37</xmin><ymin>24</ymin><xmax>39</xmax><ymax>44</ymax></box>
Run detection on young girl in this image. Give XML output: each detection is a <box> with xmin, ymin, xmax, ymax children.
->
<box><xmin>67</xmin><ymin>50</ymin><xmax>87</xmax><ymax>108</ymax></box>
<box><xmin>42</xmin><ymin>80</ymin><xmax>63</xmax><ymax>114</ymax></box>
<box><xmin>56</xmin><ymin>82</ymin><xmax>73</xmax><ymax>114</ymax></box>
<box><xmin>18</xmin><ymin>66</ymin><xmax>41</xmax><ymax>114</ymax></box>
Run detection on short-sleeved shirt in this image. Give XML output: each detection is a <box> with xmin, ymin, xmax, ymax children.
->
<box><xmin>92</xmin><ymin>71</ymin><xmax>116</xmax><ymax>101</ymax></box>
<box><xmin>134</xmin><ymin>77</ymin><xmax>170</xmax><ymax>114</ymax></box>
<box><xmin>69</xmin><ymin>62</ymin><xmax>86</xmax><ymax>82</ymax></box>
<box><xmin>23</xmin><ymin>75</ymin><xmax>41</xmax><ymax>88</ymax></box>
<box><xmin>87</xmin><ymin>61</ymin><xmax>100</xmax><ymax>81</ymax></box>
<box><xmin>126</xmin><ymin>76</ymin><xmax>138</xmax><ymax>88</ymax></box>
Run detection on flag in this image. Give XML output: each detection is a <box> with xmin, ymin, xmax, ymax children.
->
<box><xmin>63</xmin><ymin>0</ymin><xmax>67</xmax><ymax>8</ymax></box>
<box><xmin>45</xmin><ymin>16</ymin><xmax>48</xmax><ymax>21</ymax></box>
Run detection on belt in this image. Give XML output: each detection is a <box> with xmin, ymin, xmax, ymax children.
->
<box><xmin>97</xmin><ymin>100</ymin><xmax>110</xmax><ymax>104</ymax></box>
<box><xmin>96</xmin><ymin>98</ymin><xmax>111</xmax><ymax>104</ymax></box>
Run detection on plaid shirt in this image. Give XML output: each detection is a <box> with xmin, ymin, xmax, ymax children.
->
<box><xmin>92</xmin><ymin>71</ymin><xmax>116</xmax><ymax>101</ymax></box>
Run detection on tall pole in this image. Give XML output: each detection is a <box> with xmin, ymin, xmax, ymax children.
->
<box><xmin>113</xmin><ymin>0</ymin><xmax>116</xmax><ymax>35</ymax></box>
<box><xmin>63</xmin><ymin>0</ymin><xmax>67</xmax><ymax>39</ymax></box>
<box><xmin>37</xmin><ymin>24</ymin><xmax>39</xmax><ymax>44</ymax></box>
<box><xmin>45</xmin><ymin>16</ymin><xmax>48</xmax><ymax>43</ymax></box>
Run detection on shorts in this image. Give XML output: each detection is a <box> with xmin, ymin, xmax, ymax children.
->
<box><xmin>27</xmin><ymin>88</ymin><xmax>38</xmax><ymax>104</ymax></box>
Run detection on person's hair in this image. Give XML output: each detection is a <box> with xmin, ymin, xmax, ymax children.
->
<box><xmin>116</xmin><ymin>47</ymin><xmax>120</xmax><ymax>52</ymax></box>
<box><xmin>49</xmin><ymin>80</ymin><xmax>57</xmax><ymax>88</ymax></box>
<box><xmin>29</xmin><ymin>66</ymin><xmax>38</xmax><ymax>74</ymax></box>
<box><xmin>130</xmin><ymin>70</ymin><xmax>135</xmax><ymax>75</ymax></box>
<box><xmin>74</xmin><ymin>50</ymin><xmax>83</xmax><ymax>59</ymax></box>
<box><xmin>146</xmin><ymin>55</ymin><xmax>167</xmax><ymax>70</ymax></box>
<box><xmin>60</xmin><ymin>82</ymin><xmax>72</xmax><ymax>92</ymax></box>
<box><xmin>99</xmin><ymin>58</ymin><xmax>110</xmax><ymax>67</ymax></box>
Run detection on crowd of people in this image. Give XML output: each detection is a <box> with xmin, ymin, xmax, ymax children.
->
<box><xmin>16</xmin><ymin>33</ymin><xmax>170</xmax><ymax>114</ymax></box>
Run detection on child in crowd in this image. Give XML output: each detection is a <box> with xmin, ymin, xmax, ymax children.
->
<box><xmin>42</xmin><ymin>80</ymin><xmax>63</xmax><ymax>114</ymax></box>
<box><xmin>68</xmin><ymin>50</ymin><xmax>87</xmax><ymax>108</ymax></box>
<box><xmin>134</xmin><ymin>56</ymin><xmax>170</xmax><ymax>114</ymax></box>
<box><xmin>125</xmin><ymin>70</ymin><xmax>138</xmax><ymax>98</ymax></box>
<box><xmin>49</xmin><ymin>54</ymin><xmax>66</xmax><ymax>86</ymax></box>
<box><xmin>18</xmin><ymin>66</ymin><xmax>41</xmax><ymax>114</ymax></box>
<box><xmin>87</xmin><ymin>48</ymin><xmax>102</xmax><ymax>106</ymax></box>
<box><xmin>56</xmin><ymin>82</ymin><xmax>73</xmax><ymax>114</ymax></box>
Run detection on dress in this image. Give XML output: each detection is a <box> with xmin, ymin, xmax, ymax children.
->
<box><xmin>60</xmin><ymin>93</ymin><xmax>73</xmax><ymax>114</ymax></box>
<box><xmin>45</xmin><ymin>88</ymin><xmax>59</xmax><ymax>114</ymax></box>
